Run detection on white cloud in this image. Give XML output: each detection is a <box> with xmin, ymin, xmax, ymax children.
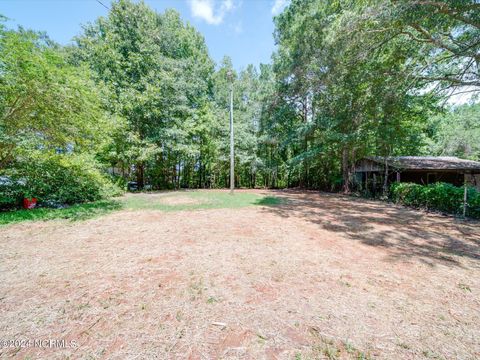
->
<box><xmin>271</xmin><ymin>0</ymin><xmax>289</xmax><ymax>15</ymax></box>
<box><xmin>188</xmin><ymin>0</ymin><xmax>235</xmax><ymax>25</ymax></box>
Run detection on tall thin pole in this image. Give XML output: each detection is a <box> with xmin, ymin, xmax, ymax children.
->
<box><xmin>229</xmin><ymin>82</ymin><xmax>234</xmax><ymax>194</ymax></box>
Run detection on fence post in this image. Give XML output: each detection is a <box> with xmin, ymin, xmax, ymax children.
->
<box><xmin>463</xmin><ymin>182</ymin><xmax>468</xmax><ymax>217</ymax></box>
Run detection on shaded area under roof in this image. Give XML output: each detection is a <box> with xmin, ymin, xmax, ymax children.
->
<box><xmin>364</xmin><ymin>156</ymin><xmax>480</xmax><ymax>171</ymax></box>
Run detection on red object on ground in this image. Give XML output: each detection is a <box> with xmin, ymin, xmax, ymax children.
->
<box><xmin>23</xmin><ymin>198</ymin><xmax>37</xmax><ymax>209</ymax></box>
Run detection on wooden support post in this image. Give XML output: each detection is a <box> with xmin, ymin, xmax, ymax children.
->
<box><xmin>396</xmin><ymin>171</ymin><xmax>400</xmax><ymax>182</ymax></box>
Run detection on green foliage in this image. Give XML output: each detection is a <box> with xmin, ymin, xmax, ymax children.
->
<box><xmin>74</xmin><ymin>1</ymin><xmax>278</xmax><ymax>190</ymax></box>
<box><xmin>75</xmin><ymin>0</ymin><xmax>214</xmax><ymax>188</ymax></box>
<box><xmin>373</xmin><ymin>1</ymin><xmax>480</xmax><ymax>92</ymax></box>
<box><xmin>0</xmin><ymin>26</ymin><xmax>113</xmax><ymax>166</ymax></box>
<box><xmin>391</xmin><ymin>182</ymin><xmax>480</xmax><ymax>218</ymax></box>
<box><xmin>268</xmin><ymin>0</ymin><xmax>443</xmax><ymax>192</ymax></box>
<box><xmin>3</xmin><ymin>153</ymin><xmax>122</xmax><ymax>206</ymax></box>
<box><xmin>0</xmin><ymin>200</ymin><xmax>121</xmax><ymax>225</ymax></box>
<box><xmin>0</xmin><ymin>18</ymin><xmax>120</xmax><ymax>208</ymax></box>
<box><xmin>0</xmin><ymin>177</ymin><xmax>24</xmax><ymax>208</ymax></box>
<box><xmin>266</xmin><ymin>0</ymin><xmax>480</xmax><ymax>192</ymax></box>
<box><xmin>427</xmin><ymin>103</ymin><xmax>480</xmax><ymax>160</ymax></box>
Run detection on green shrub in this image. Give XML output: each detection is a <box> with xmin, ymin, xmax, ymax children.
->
<box><xmin>390</xmin><ymin>182</ymin><xmax>480</xmax><ymax>219</ymax></box>
<box><xmin>1</xmin><ymin>153</ymin><xmax>122</xmax><ymax>208</ymax></box>
<box><xmin>0</xmin><ymin>177</ymin><xmax>25</xmax><ymax>209</ymax></box>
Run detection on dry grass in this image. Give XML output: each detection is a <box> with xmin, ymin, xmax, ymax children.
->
<box><xmin>0</xmin><ymin>190</ymin><xmax>479</xmax><ymax>359</ymax></box>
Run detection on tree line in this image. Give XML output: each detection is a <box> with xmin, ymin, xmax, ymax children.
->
<box><xmin>0</xmin><ymin>0</ymin><xmax>479</xmax><ymax>207</ymax></box>
<box><xmin>268</xmin><ymin>0</ymin><xmax>479</xmax><ymax>192</ymax></box>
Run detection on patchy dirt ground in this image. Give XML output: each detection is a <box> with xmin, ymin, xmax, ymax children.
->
<box><xmin>133</xmin><ymin>193</ymin><xmax>206</xmax><ymax>206</ymax></box>
<box><xmin>0</xmin><ymin>190</ymin><xmax>479</xmax><ymax>359</ymax></box>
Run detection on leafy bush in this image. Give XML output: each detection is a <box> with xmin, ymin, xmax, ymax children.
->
<box><xmin>0</xmin><ymin>176</ymin><xmax>25</xmax><ymax>209</ymax></box>
<box><xmin>1</xmin><ymin>154</ymin><xmax>122</xmax><ymax>208</ymax></box>
<box><xmin>390</xmin><ymin>182</ymin><xmax>480</xmax><ymax>219</ymax></box>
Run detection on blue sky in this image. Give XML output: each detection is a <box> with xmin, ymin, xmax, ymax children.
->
<box><xmin>0</xmin><ymin>0</ymin><xmax>290</xmax><ymax>70</ymax></box>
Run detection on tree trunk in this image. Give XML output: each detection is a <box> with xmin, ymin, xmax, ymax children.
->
<box><xmin>383</xmin><ymin>156</ymin><xmax>389</xmax><ymax>196</ymax></box>
<box><xmin>350</xmin><ymin>148</ymin><xmax>356</xmax><ymax>192</ymax></box>
<box><xmin>172</xmin><ymin>164</ymin><xmax>176</xmax><ymax>190</ymax></box>
<box><xmin>136</xmin><ymin>162</ymin><xmax>144</xmax><ymax>190</ymax></box>
<box><xmin>342</xmin><ymin>147</ymin><xmax>350</xmax><ymax>193</ymax></box>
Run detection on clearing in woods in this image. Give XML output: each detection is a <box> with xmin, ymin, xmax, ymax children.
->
<box><xmin>0</xmin><ymin>190</ymin><xmax>479</xmax><ymax>359</ymax></box>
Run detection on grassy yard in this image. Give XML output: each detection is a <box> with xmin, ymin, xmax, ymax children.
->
<box><xmin>122</xmin><ymin>190</ymin><xmax>282</xmax><ymax>211</ymax></box>
<box><xmin>0</xmin><ymin>190</ymin><xmax>282</xmax><ymax>225</ymax></box>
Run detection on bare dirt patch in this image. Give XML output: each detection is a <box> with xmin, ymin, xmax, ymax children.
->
<box><xmin>124</xmin><ymin>191</ymin><xmax>203</xmax><ymax>204</ymax></box>
<box><xmin>0</xmin><ymin>190</ymin><xmax>479</xmax><ymax>359</ymax></box>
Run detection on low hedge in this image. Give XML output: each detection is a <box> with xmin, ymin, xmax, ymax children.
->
<box><xmin>390</xmin><ymin>182</ymin><xmax>480</xmax><ymax>219</ymax></box>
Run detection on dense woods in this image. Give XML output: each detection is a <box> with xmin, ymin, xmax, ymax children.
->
<box><xmin>269</xmin><ymin>0</ymin><xmax>479</xmax><ymax>191</ymax></box>
<box><xmin>1</xmin><ymin>0</ymin><xmax>479</xmax><ymax>207</ymax></box>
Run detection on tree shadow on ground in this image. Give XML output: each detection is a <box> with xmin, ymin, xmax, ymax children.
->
<box><xmin>254</xmin><ymin>196</ymin><xmax>286</xmax><ymax>206</ymax></box>
<box><xmin>261</xmin><ymin>190</ymin><xmax>480</xmax><ymax>267</ymax></box>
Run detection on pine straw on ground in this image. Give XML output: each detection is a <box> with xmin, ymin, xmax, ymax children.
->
<box><xmin>0</xmin><ymin>190</ymin><xmax>479</xmax><ymax>359</ymax></box>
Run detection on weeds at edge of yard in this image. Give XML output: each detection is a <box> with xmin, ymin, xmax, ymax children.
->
<box><xmin>0</xmin><ymin>199</ymin><xmax>122</xmax><ymax>226</ymax></box>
